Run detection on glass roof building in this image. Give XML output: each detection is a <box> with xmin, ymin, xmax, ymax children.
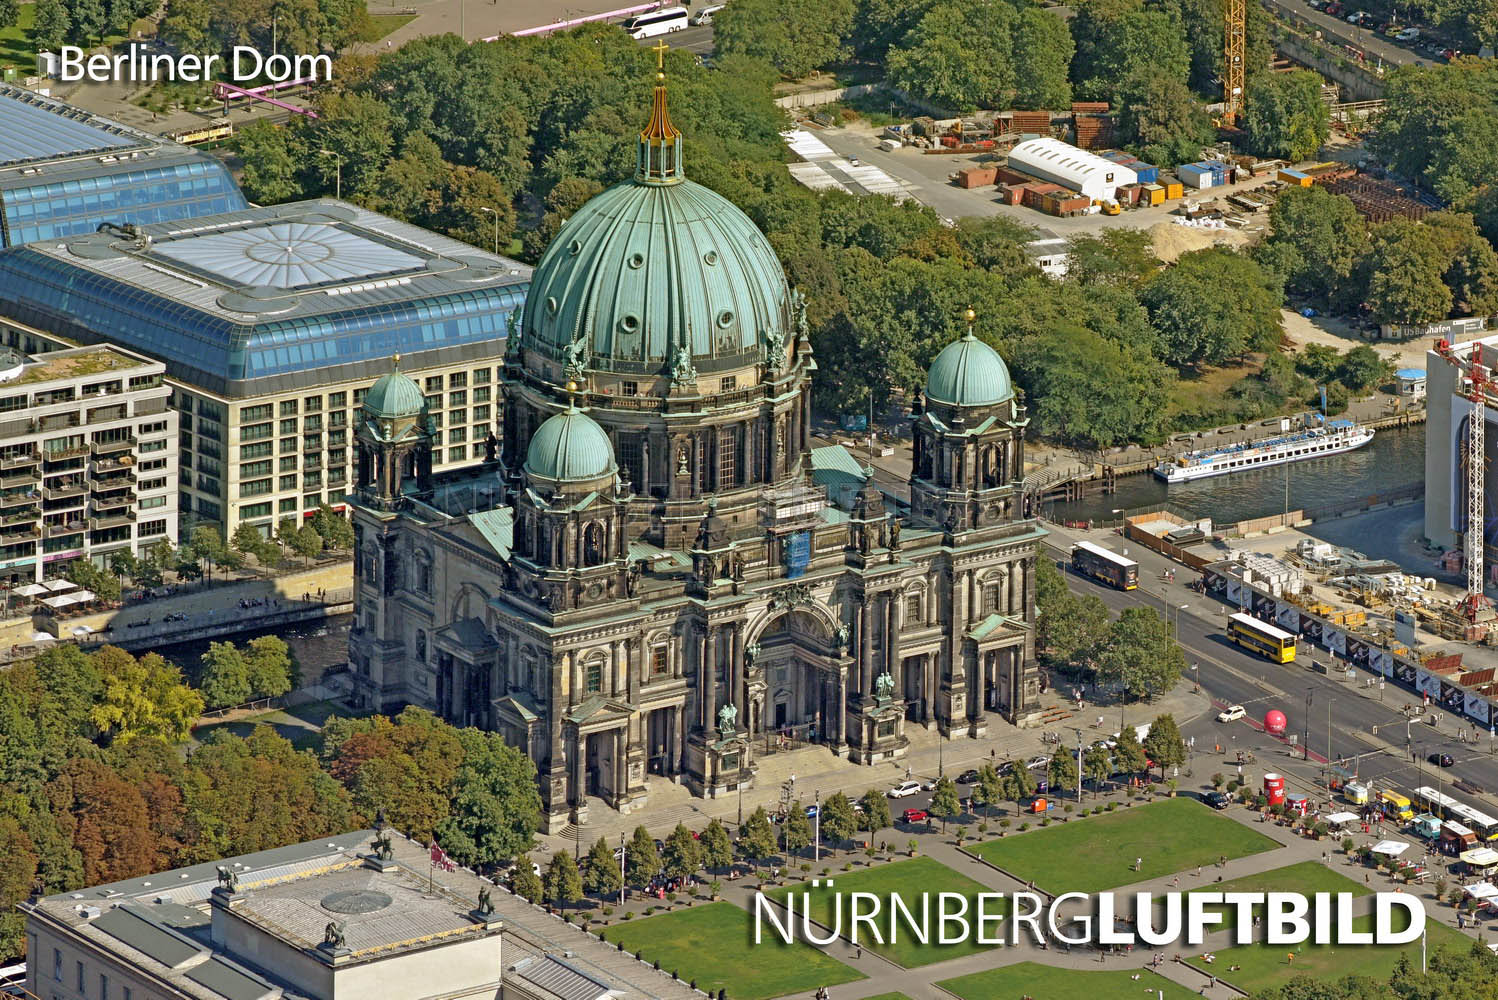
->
<box><xmin>0</xmin><ymin>84</ymin><xmax>246</xmax><ymax>247</ymax></box>
<box><xmin>0</xmin><ymin>199</ymin><xmax>530</xmax><ymax>532</ymax></box>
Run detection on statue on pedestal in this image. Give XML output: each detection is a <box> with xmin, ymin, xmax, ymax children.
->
<box><xmin>717</xmin><ymin>702</ymin><xmax>738</xmax><ymax>740</ymax></box>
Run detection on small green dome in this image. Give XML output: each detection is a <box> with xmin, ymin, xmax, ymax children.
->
<box><xmin>524</xmin><ymin>406</ymin><xmax>617</xmax><ymax>483</ymax></box>
<box><xmin>363</xmin><ymin>367</ymin><xmax>426</xmax><ymax>419</ymax></box>
<box><xmin>925</xmin><ymin>332</ymin><xmax>1014</xmax><ymax>407</ymax></box>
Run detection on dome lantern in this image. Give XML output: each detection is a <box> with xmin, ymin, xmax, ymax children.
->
<box><xmin>638</xmin><ymin>43</ymin><xmax>683</xmax><ymax>185</ymax></box>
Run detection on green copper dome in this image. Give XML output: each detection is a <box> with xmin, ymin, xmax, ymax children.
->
<box><xmin>524</xmin><ymin>406</ymin><xmax>618</xmax><ymax>483</ymax></box>
<box><xmin>522</xmin><ymin>77</ymin><xmax>791</xmax><ymax>376</ymax></box>
<box><xmin>925</xmin><ymin>331</ymin><xmax>1014</xmax><ymax>407</ymax></box>
<box><xmin>363</xmin><ymin>364</ymin><xmax>426</xmax><ymax>419</ymax></box>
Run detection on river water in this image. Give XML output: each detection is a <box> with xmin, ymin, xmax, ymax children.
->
<box><xmin>155</xmin><ymin>615</ymin><xmax>354</xmax><ymax>676</ymax></box>
<box><xmin>1049</xmin><ymin>424</ymin><xmax>1426</xmax><ymax>525</ymax></box>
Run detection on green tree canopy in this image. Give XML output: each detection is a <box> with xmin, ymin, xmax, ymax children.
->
<box><xmin>90</xmin><ymin>648</ymin><xmax>203</xmax><ymax>745</ymax></box>
<box><xmin>1261</xmin><ymin>186</ymin><xmax>1369</xmax><ymax>310</ymax></box>
<box><xmin>1048</xmin><ymin>750</ymin><xmax>1079</xmax><ymax>795</ymax></box>
<box><xmin>545</xmin><ymin>851</ymin><xmax>583</xmax><ymax>909</ymax></box>
<box><xmin>1365</xmin><ymin>218</ymin><xmax>1455</xmax><ymax>326</ymax></box>
<box><xmin>699</xmin><ymin>818</ymin><xmax>734</xmax><ymax>871</ymax></box>
<box><xmin>1096</xmin><ymin>607</ymin><xmax>1187</xmax><ymax>701</ymax></box>
<box><xmin>1141</xmin><ymin>248</ymin><xmax>1284</xmax><ymax>367</ymax></box>
<box><xmin>858</xmin><ymin>788</ymin><xmax>892</xmax><ymax>833</ymax></box>
<box><xmin>782</xmin><ymin>804</ymin><xmax>813</xmax><ymax>854</ymax></box>
<box><xmin>929</xmin><ymin>775</ymin><xmax>962</xmax><ymax>830</ymax></box>
<box><xmin>886</xmin><ymin>2</ymin><xmax>1017</xmax><ymax>112</ymax></box>
<box><xmin>625</xmin><ymin>826</ymin><xmax>661</xmax><ymax>888</ymax></box>
<box><xmin>1142</xmin><ymin>713</ymin><xmax>1188</xmax><ymax>779</ymax></box>
<box><xmin>737</xmin><ymin>806</ymin><xmax>778</xmax><ymax>868</ymax></box>
<box><xmin>433</xmin><ymin>730</ymin><xmax>541</xmax><ymax>867</ymax></box>
<box><xmin>661</xmin><ymin>823</ymin><xmax>702</xmax><ymax>879</ymax></box>
<box><xmin>1242</xmin><ymin>70</ymin><xmax>1331</xmax><ymax>162</ymax></box>
<box><xmin>1070</xmin><ymin>0</ymin><xmax>1190</xmax><ymax>102</ymax></box>
<box><xmin>583</xmin><ymin>837</ymin><xmax>622</xmax><ymax>898</ymax></box>
<box><xmin>1013</xmin><ymin>7</ymin><xmax>1074</xmax><ymax>110</ymax></box>
<box><xmin>819</xmin><ymin>791</ymin><xmax>858</xmax><ymax>847</ymax></box>
<box><xmin>714</xmin><ymin>0</ymin><xmax>854</xmax><ymax>78</ymax></box>
<box><xmin>1115</xmin><ymin>69</ymin><xmax>1214</xmax><ymax>168</ymax></box>
<box><xmin>1015</xmin><ymin>325</ymin><xmax>1173</xmax><ymax>449</ymax></box>
<box><xmin>198</xmin><ymin>641</ymin><xmax>251</xmax><ymax>710</ymax></box>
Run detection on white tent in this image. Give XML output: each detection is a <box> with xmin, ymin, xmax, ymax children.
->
<box><xmin>71</xmin><ymin>589</ymin><xmax>95</xmax><ymax>603</ymax></box>
<box><xmin>1461</xmin><ymin>848</ymin><xmax>1498</xmax><ymax>868</ymax></box>
<box><xmin>42</xmin><ymin>579</ymin><xmax>75</xmax><ymax>592</ymax></box>
<box><xmin>1371</xmin><ymin>840</ymin><xmax>1410</xmax><ymax>857</ymax></box>
<box><xmin>39</xmin><ymin>594</ymin><xmax>73</xmax><ymax>609</ymax></box>
<box><xmin>1326</xmin><ymin>811</ymin><xmax>1359</xmax><ymax>826</ymax></box>
<box><xmin>1463</xmin><ymin>882</ymin><xmax>1498</xmax><ymax>900</ymax></box>
<box><xmin>14</xmin><ymin>583</ymin><xmax>47</xmax><ymax>597</ymax></box>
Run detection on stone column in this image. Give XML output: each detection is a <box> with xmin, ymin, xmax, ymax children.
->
<box><xmin>731</xmin><ymin>624</ymin><xmax>745</xmax><ymax>721</ymax></box>
<box><xmin>673</xmin><ymin>704</ymin><xmax>685</xmax><ymax>774</ymax></box>
<box><xmin>614</xmin><ymin>729</ymin><xmax>627</xmax><ymax>804</ymax></box>
<box><xmin>704</xmin><ymin>626</ymin><xmax>718</xmax><ymax>731</ymax></box>
<box><xmin>859</xmin><ymin>596</ymin><xmax>873</xmax><ymax>697</ymax></box>
<box><xmin>888</xmin><ymin>592</ymin><xmax>902</xmax><ymax>692</ymax></box>
<box><xmin>1009</xmin><ymin>561</ymin><xmax>1022</xmax><ymax>617</ymax></box>
<box><xmin>627</xmin><ymin>638</ymin><xmax>641</xmax><ymax>704</ymax></box>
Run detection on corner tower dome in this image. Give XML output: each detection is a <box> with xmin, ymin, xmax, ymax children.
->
<box><xmin>521</xmin><ymin>59</ymin><xmax>792</xmax><ymax>379</ymax></box>
<box><xmin>925</xmin><ymin>314</ymin><xmax>1014</xmax><ymax>407</ymax></box>
<box><xmin>362</xmin><ymin>356</ymin><xmax>426</xmax><ymax>419</ymax></box>
<box><xmin>524</xmin><ymin>405</ymin><xmax>618</xmax><ymax>484</ymax></box>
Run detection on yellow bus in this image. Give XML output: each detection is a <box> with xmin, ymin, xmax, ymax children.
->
<box><xmin>1227</xmin><ymin>612</ymin><xmax>1297</xmax><ymax>663</ymax></box>
<box><xmin>1379</xmin><ymin>789</ymin><xmax>1414</xmax><ymax>822</ymax></box>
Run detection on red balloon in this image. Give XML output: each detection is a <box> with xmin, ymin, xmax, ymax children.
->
<box><xmin>1264</xmin><ymin>710</ymin><xmax>1288</xmax><ymax>735</ymax></box>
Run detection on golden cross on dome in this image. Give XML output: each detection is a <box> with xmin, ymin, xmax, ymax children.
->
<box><xmin>652</xmin><ymin>39</ymin><xmax>669</xmax><ymax>70</ymax></box>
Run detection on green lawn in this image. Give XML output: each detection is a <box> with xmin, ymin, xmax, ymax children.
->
<box><xmin>602</xmin><ymin>902</ymin><xmax>863</xmax><ymax>1000</ymax></box>
<box><xmin>192</xmin><ymin>699</ymin><xmax>352</xmax><ymax>750</ymax></box>
<box><xmin>1186</xmin><ymin>913</ymin><xmax>1473</xmax><ymax>992</ymax></box>
<box><xmin>362</xmin><ymin>13</ymin><xmax>417</xmax><ymax>40</ymax></box>
<box><xmin>766</xmin><ymin>857</ymin><xmax>1002</xmax><ymax>968</ymax></box>
<box><xmin>1155</xmin><ymin>861</ymin><xmax>1371</xmax><ymax>934</ymax></box>
<box><xmin>969</xmin><ymin>799</ymin><xmax>1280</xmax><ymax>893</ymax></box>
<box><xmin>859</xmin><ymin>993</ymin><xmax>912</xmax><ymax>1000</ymax></box>
<box><xmin>0</xmin><ymin>6</ymin><xmax>35</xmax><ymax>72</ymax></box>
<box><xmin>941</xmin><ymin>962</ymin><xmax>1202</xmax><ymax>1000</ymax></box>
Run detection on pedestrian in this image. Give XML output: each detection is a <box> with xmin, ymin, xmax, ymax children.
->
<box><xmin>1287</xmin><ymin>953</ymin><xmax>1295</xmax><ymax>965</ymax></box>
<box><xmin>1135</xmin><ymin>857</ymin><xmax>1142</xmax><ymax>872</ymax></box>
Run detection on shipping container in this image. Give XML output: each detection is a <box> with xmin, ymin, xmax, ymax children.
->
<box><xmin>1159</xmin><ymin>176</ymin><xmax>1184</xmax><ymax>200</ymax></box>
<box><xmin>1118</xmin><ymin>183</ymin><xmax>1142</xmax><ymax>206</ymax></box>
<box><xmin>996</xmin><ymin>166</ymin><xmax>1036</xmax><ymax>186</ymax></box>
<box><xmin>1277</xmin><ymin>168</ymin><xmax>1313</xmax><ymax>187</ymax></box>
<box><xmin>1130</xmin><ymin>160</ymin><xmax>1159</xmax><ymax>184</ymax></box>
<box><xmin>1142</xmin><ymin>183</ymin><xmax>1165</xmax><ymax>206</ymax></box>
<box><xmin>957</xmin><ymin>166</ymin><xmax>998</xmax><ymax>188</ymax></box>
<box><xmin>1178</xmin><ymin>163</ymin><xmax>1216</xmax><ymax>189</ymax></box>
<box><xmin>998</xmin><ymin>183</ymin><xmax>1026</xmax><ymax>205</ymax></box>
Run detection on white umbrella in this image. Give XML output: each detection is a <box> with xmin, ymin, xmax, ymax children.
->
<box><xmin>1371</xmin><ymin>840</ymin><xmax>1410</xmax><ymax>857</ymax></box>
<box><xmin>14</xmin><ymin>583</ymin><xmax>47</xmax><ymax>597</ymax></box>
<box><xmin>29</xmin><ymin>631</ymin><xmax>54</xmax><ymax>642</ymax></box>
<box><xmin>42</xmin><ymin>579</ymin><xmax>76</xmax><ymax>592</ymax></box>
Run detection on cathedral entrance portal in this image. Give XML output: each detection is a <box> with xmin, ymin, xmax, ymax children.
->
<box><xmin>753</xmin><ymin>607</ymin><xmax>844</xmax><ymax>752</ymax></box>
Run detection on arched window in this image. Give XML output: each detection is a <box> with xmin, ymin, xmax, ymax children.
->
<box><xmin>415</xmin><ymin>629</ymin><xmax>427</xmax><ymax>662</ymax></box>
<box><xmin>585</xmin><ymin>660</ymin><xmax>603</xmax><ymax>693</ymax></box>
<box><xmin>583</xmin><ymin>522</ymin><xmax>605</xmax><ymax>567</ymax></box>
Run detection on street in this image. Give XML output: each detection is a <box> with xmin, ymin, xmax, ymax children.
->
<box><xmin>1043</xmin><ymin>523</ymin><xmax>1498</xmax><ymax>815</ymax></box>
<box><xmin>1261</xmin><ymin>0</ymin><xmax>1433</xmax><ymax>67</ymax></box>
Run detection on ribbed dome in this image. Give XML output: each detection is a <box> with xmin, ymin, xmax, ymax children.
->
<box><xmin>524</xmin><ymin>179</ymin><xmax>791</xmax><ymax>376</ymax></box>
<box><xmin>925</xmin><ymin>332</ymin><xmax>1014</xmax><ymax>407</ymax></box>
<box><xmin>363</xmin><ymin>367</ymin><xmax>426</xmax><ymax>419</ymax></box>
<box><xmin>524</xmin><ymin>406</ymin><xmax>617</xmax><ymax>483</ymax></box>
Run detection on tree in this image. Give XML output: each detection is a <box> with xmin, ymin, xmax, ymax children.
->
<box><xmin>974</xmin><ymin>764</ymin><xmax>1006</xmax><ymax>816</ymax></box>
<box><xmin>1083</xmin><ymin>745</ymin><xmax>1113</xmax><ymax>797</ymax></box>
<box><xmin>311</xmin><ymin>504</ymin><xmax>355</xmax><ymax>550</ymax></box>
<box><xmin>782</xmin><ymin>805</ymin><xmax>813</xmax><ymax>855</ymax></box>
<box><xmin>1262</xmin><ymin>186</ymin><xmax>1368</xmax><ymax>310</ymax></box>
<box><xmin>1009</xmin><ymin>760</ymin><xmax>1037</xmax><ymax>811</ymax></box>
<box><xmin>0</xmin><ymin>815</ymin><xmax>36</xmax><ymax>958</ymax></box>
<box><xmin>625</xmin><ymin>826</ymin><xmax>661</xmax><ymax>889</ymax></box>
<box><xmin>582</xmin><ymin>837</ymin><xmax>622</xmax><ymax>898</ymax></box>
<box><xmin>231</xmin><ymin>523</ymin><xmax>271</xmax><ymax>568</ymax></box>
<box><xmin>1016</xmin><ymin>325</ymin><xmax>1173</xmax><ymax>450</ymax></box>
<box><xmin>929</xmin><ymin>775</ymin><xmax>962</xmax><ymax>831</ymax></box>
<box><xmin>1142</xmin><ymin>248</ymin><xmax>1284</xmax><ymax>367</ymax></box>
<box><xmin>1036</xmin><ymin>560</ymin><xmax>1110</xmax><ymax>672</ymax></box>
<box><xmin>699</xmin><ymin>819</ymin><xmax>734</xmax><ymax>872</ymax></box>
<box><xmin>545</xmin><ymin>850</ymin><xmax>583</xmax><ymax>910</ymax></box>
<box><xmin>1113</xmin><ymin>726</ymin><xmax>1149</xmax><ymax>777</ymax></box>
<box><xmin>276</xmin><ymin>517</ymin><xmax>301</xmax><ymax>558</ymax></box>
<box><xmin>1242</xmin><ymin>69</ymin><xmax>1331</xmax><ymax>162</ymax></box>
<box><xmin>737</xmin><ymin>806</ymin><xmax>778</xmax><ymax>870</ymax></box>
<box><xmin>714</xmin><ymin>0</ymin><xmax>855</xmax><ymax>78</ymax></box>
<box><xmin>0</xmin><ymin>0</ymin><xmax>17</xmax><ymax>31</ymax></box>
<box><xmin>1142</xmin><ymin>713</ymin><xmax>1188</xmax><ymax>780</ymax></box>
<box><xmin>108</xmin><ymin>551</ymin><xmax>141</xmax><ymax>589</ymax></box>
<box><xmin>245</xmin><ymin>636</ymin><xmax>296</xmax><ymax>701</ymax></box>
<box><xmin>1365</xmin><ymin>219</ymin><xmax>1454</xmax><ymax>326</ymax></box>
<box><xmin>819</xmin><ymin>792</ymin><xmax>857</xmax><ymax>850</ymax></box>
<box><xmin>858</xmin><ymin>788</ymin><xmax>891</xmax><ymax>836</ymax></box>
<box><xmin>291</xmin><ymin>523</ymin><xmax>324</xmax><ymax>566</ymax></box>
<box><xmin>886</xmin><ymin>2</ymin><xmax>1017</xmax><ymax>112</ymax></box>
<box><xmin>191</xmin><ymin>525</ymin><xmax>234</xmax><ymax>582</ymax></box>
<box><xmin>1012</xmin><ymin>8</ymin><xmax>1073</xmax><ymax>110</ymax></box>
<box><xmin>198</xmin><ymin>641</ymin><xmax>251</xmax><ymax>710</ymax></box>
<box><xmin>68</xmin><ymin>0</ymin><xmax>106</xmax><ymax>42</ymax></box>
<box><xmin>309</xmin><ymin>91</ymin><xmax>397</xmax><ymax>199</ymax></box>
<box><xmin>1065</xmin><ymin>229</ymin><xmax>1158</xmax><ymax>287</ymax></box>
<box><xmin>1070</xmin><ymin>0</ymin><xmax>1190</xmax><ymax>102</ymax></box>
<box><xmin>661</xmin><ymin>823</ymin><xmax>702</xmax><ymax>880</ymax></box>
<box><xmin>1337</xmin><ymin>346</ymin><xmax>1393</xmax><ymax>394</ymax></box>
<box><xmin>1371</xmin><ymin>61</ymin><xmax>1498</xmax><ymax>205</ymax></box>
<box><xmin>31</xmin><ymin>0</ymin><xmax>69</xmax><ymax>52</ymax></box>
<box><xmin>1115</xmin><ymin>69</ymin><xmax>1213</xmax><ymax>168</ymax></box>
<box><xmin>424</xmin><ymin>164</ymin><xmax>515</xmax><ymax>253</ymax></box>
<box><xmin>90</xmin><ymin>649</ymin><xmax>203</xmax><ymax>745</ymax></box>
<box><xmin>1048</xmin><ymin>750</ymin><xmax>1079</xmax><ymax>797</ymax></box>
<box><xmin>1095</xmin><ymin>606</ymin><xmax>1187</xmax><ymax>701</ymax></box>
<box><xmin>433</xmin><ymin>730</ymin><xmax>540</xmax><ymax>867</ymax></box>
<box><xmin>234</xmin><ymin>120</ymin><xmax>308</xmax><ymax>205</ymax></box>
<box><xmin>512</xmin><ymin>856</ymin><xmax>543</xmax><ymax>902</ymax></box>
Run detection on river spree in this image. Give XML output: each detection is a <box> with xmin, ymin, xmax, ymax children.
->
<box><xmin>1050</xmin><ymin>425</ymin><xmax>1425</xmax><ymax>525</ymax></box>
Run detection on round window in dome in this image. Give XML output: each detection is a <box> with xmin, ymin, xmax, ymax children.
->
<box><xmin>619</xmin><ymin>314</ymin><xmax>640</xmax><ymax>333</ymax></box>
<box><xmin>546</xmin><ymin>296</ymin><xmax>558</xmax><ymax>315</ymax></box>
<box><xmin>627</xmin><ymin>253</ymin><xmax>645</xmax><ymax>269</ymax></box>
<box><xmin>568</xmin><ymin>240</ymin><xmax>581</xmax><ymax>256</ymax></box>
<box><xmin>716</xmin><ymin>310</ymin><xmax>734</xmax><ymax>329</ymax></box>
<box><xmin>704</xmin><ymin>250</ymin><xmax>719</xmax><ymax>266</ymax></box>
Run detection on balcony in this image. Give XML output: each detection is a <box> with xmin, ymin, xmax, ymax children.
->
<box><xmin>91</xmin><ymin>436</ymin><xmax>137</xmax><ymax>455</ymax></box>
<box><xmin>0</xmin><ymin>450</ymin><xmax>39</xmax><ymax>470</ymax></box>
<box><xmin>43</xmin><ymin>445</ymin><xmax>89</xmax><ymax>462</ymax></box>
<box><xmin>91</xmin><ymin>456</ymin><xmax>135</xmax><ymax>475</ymax></box>
<box><xmin>0</xmin><ymin>490</ymin><xmax>39</xmax><ymax>510</ymax></box>
<box><xmin>0</xmin><ymin>468</ymin><xmax>38</xmax><ymax>489</ymax></box>
<box><xmin>92</xmin><ymin>493</ymin><xmax>136</xmax><ymax>512</ymax></box>
<box><xmin>0</xmin><ymin>510</ymin><xmax>37</xmax><ymax>526</ymax></box>
<box><xmin>303</xmin><ymin>457</ymin><xmax>322</xmax><ymax>472</ymax></box>
<box><xmin>89</xmin><ymin>512</ymin><xmax>136</xmax><ymax>530</ymax></box>
<box><xmin>0</xmin><ymin>523</ymin><xmax>40</xmax><ymax>540</ymax></box>
<box><xmin>42</xmin><ymin>521</ymin><xmax>85</xmax><ymax>539</ymax></box>
<box><xmin>43</xmin><ymin>483</ymin><xmax>86</xmax><ymax>502</ymax></box>
<box><xmin>92</xmin><ymin>474</ymin><xmax>136</xmax><ymax>494</ymax></box>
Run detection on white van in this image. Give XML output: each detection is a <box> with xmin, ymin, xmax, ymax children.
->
<box><xmin>691</xmin><ymin>4</ymin><xmax>726</xmax><ymax>25</ymax></box>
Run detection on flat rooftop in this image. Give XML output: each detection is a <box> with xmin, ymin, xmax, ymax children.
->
<box><xmin>10</xmin><ymin>345</ymin><xmax>153</xmax><ymax>385</ymax></box>
<box><xmin>0</xmin><ymin>84</ymin><xmax>148</xmax><ymax>171</ymax></box>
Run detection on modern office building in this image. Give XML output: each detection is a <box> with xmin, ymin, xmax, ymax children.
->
<box><xmin>20</xmin><ymin>828</ymin><xmax>692</xmax><ymax>1000</ymax></box>
<box><xmin>0</xmin><ymin>83</ymin><xmax>246</xmax><ymax>247</ymax></box>
<box><xmin>0</xmin><ymin>343</ymin><xmax>176</xmax><ymax>582</ymax></box>
<box><xmin>0</xmin><ymin>199</ymin><xmax>529</xmax><ymax>532</ymax></box>
<box><xmin>348</xmin><ymin>72</ymin><xmax>1044</xmax><ymax>832</ymax></box>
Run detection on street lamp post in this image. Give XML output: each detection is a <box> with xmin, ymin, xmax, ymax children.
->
<box><xmin>1191</xmin><ymin>662</ymin><xmax>1200</xmax><ymax>693</ymax></box>
<box><xmin>619</xmin><ymin>833</ymin><xmax>626</xmax><ymax>908</ymax></box>
<box><xmin>813</xmin><ymin>790</ymin><xmax>821</xmax><ymax>863</ymax></box>
<box><xmin>479</xmin><ymin>206</ymin><xmax>501</xmax><ymax>255</ymax></box>
<box><xmin>1303</xmin><ymin>689</ymin><xmax>1313</xmax><ymax>760</ymax></box>
<box><xmin>1073</xmin><ymin>728</ymin><xmax>1084</xmax><ymax>803</ymax></box>
<box><xmin>318</xmin><ymin>149</ymin><xmax>342</xmax><ymax>199</ymax></box>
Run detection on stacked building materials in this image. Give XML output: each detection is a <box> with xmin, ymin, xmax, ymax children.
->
<box><xmin>1073</xmin><ymin>113</ymin><xmax>1115</xmax><ymax>150</ymax></box>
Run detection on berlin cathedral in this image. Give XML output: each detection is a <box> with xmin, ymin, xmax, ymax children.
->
<box><xmin>349</xmin><ymin>67</ymin><xmax>1046</xmax><ymax>833</ymax></box>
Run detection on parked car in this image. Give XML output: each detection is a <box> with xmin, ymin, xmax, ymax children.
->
<box><xmin>888</xmin><ymin>780</ymin><xmax>922</xmax><ymax>799</ymax></box>
<box><xmin>1025</xmin><ymin>755</ymin><xmax>1050</xmax><ymax>770</ymax></box>
<box><xmin>1324</xmin><ymin>2</ymin><xmax>1343</xmax><ymax>14</ymax></box>
<box><xmin>1345</xmin><ymin>10</ymin><xmax>1367</xmax><ymax>22</ymax></box>
<box><xmin>1428</xmin><ymin>751</ymin><xmax>1455</xmax><ymax>767</ymax></box>
<box><xmin>1397</xmin><ymin>27</ymin><xmax>1420</xmax><ymax>40</ymax></box>
<box><xmin>1218</xmin><ymin>705</ymin><xmax>1247</xmax><ymax>723</ymax></box>
<box><xmin>956</xmin><ymin>768</ymin><xmax>981</xmax><ymax>785</ymax></box>
<box><xmin>805</xmin><ymin>804</ymin><xmax>819</xmax><ymax>818</ymax></box>
<box><xmin>1204</xmin><ymin>791</ymin><xmax>1232</xmax><ymax>810</ymax></box>
<box><xmin>901</xmin><ymin>808</ymin><xmax>929</xmax><ymax>824</ymax></box>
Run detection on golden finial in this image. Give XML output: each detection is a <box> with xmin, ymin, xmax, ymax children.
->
<box><xmin>392</xmin><ymin>351</ymin><xmax>401</xmax><ymax>367</ymax></box>
<box><xmin>963</xmin><ymin>307</ymin><xmax>976</xmax><ymax>338</ymax></box>
<box><xmin>566</xmin><ymin>379</ymin><xmax>579</xmax><ymax>409</ymax></box>
<box><xmin>652</xmin><ymin>39</ymin><xmax>669</xmax><ymax>70</ymax></box>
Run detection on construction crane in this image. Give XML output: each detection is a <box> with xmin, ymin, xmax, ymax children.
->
<box><xmin>1438</xmin><ymin>339</ymin><xmax>1496</xmax><ymax>622</ymax></box>
<box><xmin>1224</xmin><ymin>0</ymin><xmax>1246</xmax><ymax>124</ymax></box>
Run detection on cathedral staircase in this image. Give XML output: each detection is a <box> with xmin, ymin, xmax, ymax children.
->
<box><xmin>1037</xmin><ymin>704</ymin><xmax>1074</xmax><ymax>725</ymax></box>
